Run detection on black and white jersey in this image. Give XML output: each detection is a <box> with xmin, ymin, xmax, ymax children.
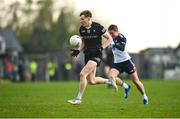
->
<box><xmin>79</xmin><ymin>22</ymin><xmax>106</xmax><ymax>52</ymax></box>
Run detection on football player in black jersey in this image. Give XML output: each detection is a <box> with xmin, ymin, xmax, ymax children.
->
<box><xmin>68</xmin><ymin>10</ymin><xmax>117</xmax><ymax>105</ymax></box>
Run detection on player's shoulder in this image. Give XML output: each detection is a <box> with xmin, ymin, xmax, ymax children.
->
<box><xmin>120</xmin><ymin>34</ymin><xmax>125</xmax><ymax>38</ymax></box>
<box><xmin>92</xmin><ymin>22</ymin><xmax>106</xmax><ymax>34</ymax></box>
<box><xmin>79</xmin><ymin>25</ymin><xmax>85</xmax><ymax>30</ymax></box>
<box><xmin>119</xmin><ymin>33</ymin><xmax>127</xmax><ymax>42</ymax></box>
<box><xmin>92</xmin><ymin>21</ymin><xmax>103</xmax><ymax>27</ymax></box>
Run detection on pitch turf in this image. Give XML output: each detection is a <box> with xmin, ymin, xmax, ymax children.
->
<box><xmin>0</xmin><ymin>80</ymin><xmax>180</xmax><ymax>118</ymax></box>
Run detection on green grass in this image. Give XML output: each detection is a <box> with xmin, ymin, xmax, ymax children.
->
<box><xmin>0</xmin><ymin>80</ymin><xmax>180</xmax><ymax>118</ymax></box>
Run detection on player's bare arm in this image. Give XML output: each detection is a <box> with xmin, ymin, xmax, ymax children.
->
<box><xmin>102</xmin><ymin>31</ymin><xmax>113</xmax><ymax>49</ymax></box>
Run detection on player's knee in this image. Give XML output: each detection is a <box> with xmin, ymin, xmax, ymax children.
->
<box><xmin>88</xmin><ymin>79</ymin><xmax>96</xmax><ymax>85</ymax></box>
<box><xmin>86</xmin><ymin>75</ymin><xmax>96</xmax><ymax>84</ymax></box>
<box><xmin>80</xmin><ymin>71</ymin><xmax>87</xmax><ymax>78</ymax></box>
<box><xmin>88</xmin><ymin>82</ymin><xmax>96</xmax><ymax>85</ymax></box>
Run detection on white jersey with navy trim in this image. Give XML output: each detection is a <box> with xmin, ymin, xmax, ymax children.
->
<box><xmin>111</xmin><ymin>34</ymin><xmax>131</xmax><ymax>63</ymax></box>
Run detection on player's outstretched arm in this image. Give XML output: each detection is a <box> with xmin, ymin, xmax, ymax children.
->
<box><xmin>102</xmin><ymin>31</ymin><xmax>113</xmax><ymax>49</ymax></box>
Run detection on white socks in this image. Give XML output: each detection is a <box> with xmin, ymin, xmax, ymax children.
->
<box><xmin>106</xmin><ymin>79</ymin><xmax>129</xmax><ymax>89</ymax></box>
<box><xmin>143</xmin><ymin>94</ymin><xmax>148</xmax><ymax>100</ymax></box>
<box><xmin>106</xmin><ymin>79</ymin><xmax>112</xmax><ymax>85</ymax></box>
<box><xmin>76</xmin><ymin>92</ymin><xmax>83</xmax><ymax>100</ymax></box>
<box><xmin>122</xmin><ymin>82</ymin><xmax>129</xmax><ymax>89</ymax></box>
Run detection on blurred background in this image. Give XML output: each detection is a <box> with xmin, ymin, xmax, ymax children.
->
<box><xmin>0</xmin><ymin>0</ymin><xmax>179</xmax><ymax>83</ymax></box>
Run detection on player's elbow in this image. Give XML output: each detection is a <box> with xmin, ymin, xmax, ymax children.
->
<box><xmin>115</xmin><ymin>44</ymin><xmax>125</xmax><ymax>51</ymax></box>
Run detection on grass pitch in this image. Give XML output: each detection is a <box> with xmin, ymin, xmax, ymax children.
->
<box><xmin>0</xmin><ymin>80</ymin><xmax>180</xmax><ymax>118</ymax></box>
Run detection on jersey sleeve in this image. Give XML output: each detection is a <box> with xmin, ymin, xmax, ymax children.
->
<box><xmin>120</xmin><ymin>34</ymin><xmax>127</xmax><ymax>44</ymax></box>
<box><xmin>114</xmin><ymin>34</ymin><xmax>127</xmax><ymax>51</ymax></box>
<box><xmin>98</xmin><ymin>24</ymin><xmax>106</xmax><ymax>35</ymax></box>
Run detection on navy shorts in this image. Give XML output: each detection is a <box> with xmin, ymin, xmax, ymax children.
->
<box><xmin>112</xmin><ymin>59</ymin><xmax>136</xmax><ymax>74</ymax></box>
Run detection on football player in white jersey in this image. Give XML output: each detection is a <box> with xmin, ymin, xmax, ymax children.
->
<box><xmin>108</xmin><ymin>24</ymin><xmax>149</xmax><ymax>104</ymax></box>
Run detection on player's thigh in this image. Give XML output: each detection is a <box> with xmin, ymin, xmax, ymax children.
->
<box><xmin>80</xmin><ymin>60</ymin><xmax>97</xmax><ymax>77</ymax></box>
<box><xmin>109</xmin><ymin>68</ymin><xmax>120</xmax><ymax>78</ymax></box>
<box><xmin>130</xmin><ymin>71</ymin><xmax>140</xmax><ymax>82</ymax></box>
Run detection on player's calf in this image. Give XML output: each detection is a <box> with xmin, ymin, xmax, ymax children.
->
<box><xmin>131</xmin><ymin>73</ymin><xmax>149</xmax><ymax>104</ymax></box>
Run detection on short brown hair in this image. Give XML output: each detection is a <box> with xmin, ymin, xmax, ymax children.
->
<box><xmin>80</xmin><ymin>10</ymin><xmax>92</xmax><ymax>18</ymax></box>
<box><xmin>108</xmin><ymin>24</ymin><xmax>118</xmax><ymax>31</ymax></box>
